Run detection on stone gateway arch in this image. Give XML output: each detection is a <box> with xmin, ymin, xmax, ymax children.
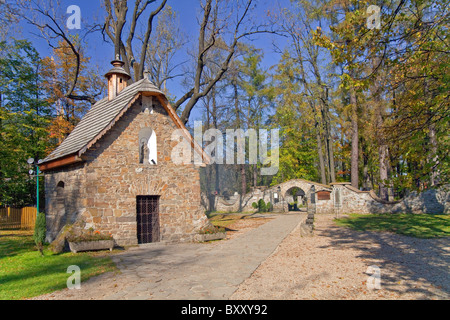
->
<box><xmin>209</xmin><ymin>179</ymin><xmax>333</xmax><ymax>214</ymax></box>
<box><xmin>273</xmin><ymin>179</ymin><xmax>332</xmax><ymax>212</ymax></box>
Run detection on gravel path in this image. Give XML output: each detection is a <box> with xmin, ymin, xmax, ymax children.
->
<box><xmin>231</xmin><ymin>214</ymin><xmax>450</xmax><ymax>300</ymax></box>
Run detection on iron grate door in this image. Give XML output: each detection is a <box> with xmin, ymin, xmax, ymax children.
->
<box><xmin>136</xmin><ymin>195</ymin><xmax>160</xmax><ymax>244</ymax></box>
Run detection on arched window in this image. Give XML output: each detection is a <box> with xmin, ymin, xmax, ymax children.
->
<box><xmin>138</xmin><ymin>127</ymin><xmax>157</xmax><ymax>165</ymax></box>
<box><xmin>56</xmin><ymin>181</ymin><xmax>65</xmax><ymax>198</ymax></box>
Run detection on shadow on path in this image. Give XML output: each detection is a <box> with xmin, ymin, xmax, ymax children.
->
<box><xmin>318</xmin><ymin>222</ymin><xmax>450</xmax><ymax>298</ymax></box>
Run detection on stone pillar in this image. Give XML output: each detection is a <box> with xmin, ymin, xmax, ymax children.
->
<box><xmin>333</xmin><ymin>185</ymin><xmax>343</xmax><ymax>218</ymax></box>
<box><xmin>306</xmin><ymin>185</ymin><xmax>316</xmax><ymax>226</ymax></box>
<box><xmin>301</xmin><ymin>185</ymin><xmax>316</xmax><ymax>236</ymax></box>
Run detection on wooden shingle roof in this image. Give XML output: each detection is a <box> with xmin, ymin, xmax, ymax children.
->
<box><xmin>40</xmin><ymin>78</ymin><xmax>209</xmax><ymax>170</ymax></box>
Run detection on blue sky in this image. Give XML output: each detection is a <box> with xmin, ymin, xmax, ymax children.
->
<box><xmin>18</xmin><ymin>0</ymin><xmax>294</xmax><ymax>122</ymax></box>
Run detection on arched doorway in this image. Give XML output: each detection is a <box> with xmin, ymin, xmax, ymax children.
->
<box><xmin>284</xmin><ymin>187</ymin><xmax>306</xmax><ymax>211</ymax></box>
<box><xmin>273</xmin><ymin>179</ymin><xmax>333</xmax><ymax>212</ymax></box>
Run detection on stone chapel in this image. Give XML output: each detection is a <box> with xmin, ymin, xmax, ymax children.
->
<box><xmin>39</xmin><ymin>59</ymin><xmax>210</xmax><ymax>246</ymax></box>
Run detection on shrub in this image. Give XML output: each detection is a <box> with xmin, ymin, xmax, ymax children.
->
<box><xmin>33</xmin><ymin>212</ymin><xmax>46</xmax><ymax>256</ymax></box>
<box><xmin>252</xmin><ymin>199</ymin><xmax>272</xmax><ymax>212</ymax></box>
<box><xmin>258</xmin><ymin>199</ymin><xmax>265</xmax><ymax>211</ymax></box>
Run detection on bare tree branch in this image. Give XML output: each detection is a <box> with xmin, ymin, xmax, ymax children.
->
<box><xmin>19</xmin><ymin>0</ymin><xmax>98</xmax><ymax>104</ymax></box>
<box><xmin>175</xmin><ymin>0</ymin><xmax>280</xmax><ymax>124</ymax></box>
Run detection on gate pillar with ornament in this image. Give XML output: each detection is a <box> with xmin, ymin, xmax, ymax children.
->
<box><xmin>300</xmin><ymin>185</ymin><xmax>316</xmax><ymax>236</ymax></box>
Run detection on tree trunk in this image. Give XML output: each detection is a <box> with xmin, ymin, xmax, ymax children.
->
<box><xmin>370</xmin><ymin>56</ymin><xmax>390</xmax><ymax>199</ymax></box>
<box><xmin>241</xmin><ymin>164</ymin><xmax>246</xmax><ymax>197</ymax></box>
<box><xmin>363</xmin><ymin>163</ymin><xmax>370</xmax><ymax>190</ymax></box>
<box><xmin>361</xmin><ymin>141</ymin><xmax>372</xmax><ymax>191</ymax></box>
<box><xmin>234</xmin><ymin>94</ymin><xmax>247</xmax><ymax>199</ymax></box>
<box><xmin>375</xmin><ymin>100</ymin><xmax>389</xmax><ymax>199</ymax></box>
<box><xmin>322</xmin><ymin>88</ymin><xmax>336</xmax><ymax>183</ymax></box>
<box><xmin>309</xmin><ymin>101</ymin><xmax>327</xmax><ymax>184</ymax></box>
<box><xmin>232</xmin><ymin>79</ymin><xmax>246</xmax><ymax>209</ymax></box>
<box><xmin>212</xmin><ymin>88</ymin><xmax>220</xmax><ymax>193</ymax></box>
<box><xmin>204</xmin><ymin>94</ymin><xmax>213</xmax><ymax>196</ymax></box>
<box><xmin>376</xmin><ymin>94</ymin><xmax>389</xmax><ymax>199</ymax></box>
<box><xmin>378</xmin><ymin>144</ymin><xmax>389</xmax><ymax>199</ymax></box>
<box><xmin>428</xmin><ymin>122</ymin><xmax>439</xmax><ymax>186</ymax></box>
<box><xmin>350</xmin><ymin>87</ymin><xmax>359</xmax><ymax>189</ymax></box>
<box><xmin>316</xmin><ymin>126</ymin><xmax>327</xmax><ymax>185</ymax></box>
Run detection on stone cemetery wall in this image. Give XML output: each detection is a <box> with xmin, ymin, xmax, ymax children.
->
<box><xmin>335</xmin><ymin>183</ymin><xmax>449</xmax><ymax>214</ymax></box>
<box><xmin>206</xmin><ymin>180</ymin><xmax>449</xmax><ymax>215</ymax></box>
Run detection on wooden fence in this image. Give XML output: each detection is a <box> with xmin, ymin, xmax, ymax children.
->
<box><xmin>0</xmin><ymin>207</ymin><xmax>37</xmax><ymax>230</ymax></box>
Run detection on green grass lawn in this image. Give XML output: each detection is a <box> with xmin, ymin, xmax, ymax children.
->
<box><xmin>0</xmin><ymin>230</ymin><xmax>118</xmax><ymax>300</ymax></box>
<box><xmin>335</xmin><ymin>213</ymin><xmax>450</xmax><ymax>239</ymax></box>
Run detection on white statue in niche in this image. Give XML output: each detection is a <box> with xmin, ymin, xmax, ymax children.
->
<box><xmin>147</xmin><ymin>130</ymin><xmax>157</xmax><ymax>164</ymax></box>
<box><xmin>139</xmin><ymin>127</ymin><xmax>157</xmax><ymax>165</ymax></box>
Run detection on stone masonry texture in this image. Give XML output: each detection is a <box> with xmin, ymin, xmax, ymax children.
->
<box><xmin>44</xmin><ymin>96</ymin><xmax>209</xmax><ymax>246</ymax></box>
